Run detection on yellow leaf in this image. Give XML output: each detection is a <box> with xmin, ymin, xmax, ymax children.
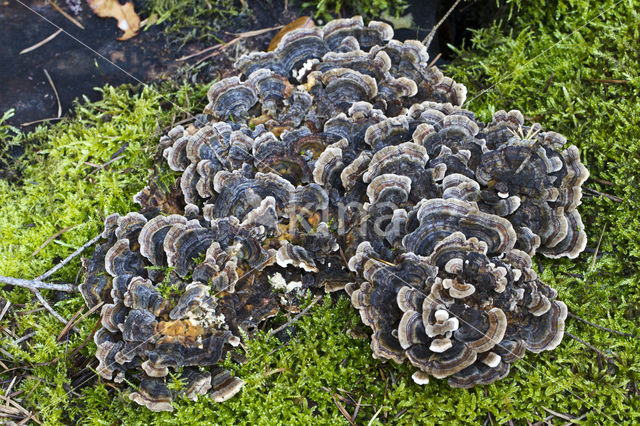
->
<box><xmin>87</xmin><ymin>0</ymin><xmax>141</xmax><ymax>41</ymax></box>
<box><xmin>268</xmin><ymin>16</ymin><xmax>314</xmax><ymax>52</ymax></box>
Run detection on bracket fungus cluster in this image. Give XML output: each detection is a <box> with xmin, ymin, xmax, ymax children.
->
<box><xmin>81</xmin><ymin>16</ymin><xmax>589</xmax><ymax>410</ymax></box>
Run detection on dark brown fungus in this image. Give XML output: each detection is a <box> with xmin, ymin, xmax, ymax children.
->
<box><xmin>81</xmin><ymin>16</ymin><xmax>590</xmax><ymax>408</ymax></box>
<box><xmin>129</xmin><ymin>377</ymin><xmax>174</xmax><ymax>412</ymax></box>
<box><xmin>205</xmin><ymin>77</ymin><xmax>258</xmax><ymax>121</ymax></box>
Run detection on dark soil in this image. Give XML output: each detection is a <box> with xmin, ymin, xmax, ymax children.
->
<box><xmin>0</xmin><ymin>0</ymin><xmax>183</xmax><ymax>130</ymax></box>
<box><xmin>0</xmin><ymin>0</ymin><xmax>490</xmax><ymax>134</ymax></box>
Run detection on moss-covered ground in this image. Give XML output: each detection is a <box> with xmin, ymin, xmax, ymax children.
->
<box><xmin>0</xmin><ymin>0</ymin><xmax>638</xmax><ymax>423</ymax></box>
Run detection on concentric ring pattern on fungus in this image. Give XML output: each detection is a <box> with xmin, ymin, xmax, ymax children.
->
<box><xmin>80</xmin><ymin>16</ymin><xmax>589</xmax><ymax>411</ymax></box>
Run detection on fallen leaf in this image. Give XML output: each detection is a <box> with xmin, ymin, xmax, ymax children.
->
<box><xmin>268</xmin><ymin>16</ymin><xmax>314</xmax><ymax>51</ymax></box>
<box><xmin>87</xmin><ymin>0</ymin><xmax>140</xmax><ymax>41</ymax></box>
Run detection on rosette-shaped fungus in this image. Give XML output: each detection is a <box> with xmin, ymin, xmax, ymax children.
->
<box><xmin>347</xmin><ymin>205</ymin><xmax>567</xmax><ymax>387</ymax></box>
<box><xmin>82</xmin><ymin>16</ymin><xmax>589</xmax><ymax>409</ymax></box>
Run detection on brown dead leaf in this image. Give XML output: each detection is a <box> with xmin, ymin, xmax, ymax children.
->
<box><xmin>87</xmin><ymin>0</ymin><xmax>140</xmax><ymax>41</ymax></box>
<box><xmin>268</xmin><ymin>16</ymin><xmax>314</xmax><ymax>51</ymax></box>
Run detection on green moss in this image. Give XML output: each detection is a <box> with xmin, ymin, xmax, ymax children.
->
<box><xmin>142</xmin><ymin>0</ymin><xmax>249</xmax><ymax>46</ymax></box>
<box><xmin>0</xmin><ymin>108</ymin><xmax>23</xmax><ymax>180</ymax></box>
<box><xmin>299</xmin><ymin>0</ymin><xmax>408</xmax><ymax>21</ymax></box>
<box><xmin>1</xmin><ymin>0</ymin><xmax>639</xmax><ymax>423</ymax></box>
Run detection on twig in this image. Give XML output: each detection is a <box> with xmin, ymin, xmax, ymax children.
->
<box><xmin>261</xmin><ymin>367</ymin><xmax>286</xmax><ymax>377</ymax></box>
<box><xmin>0</xmin><ymin>276</ymin><xmax>75</xmax><ymax>293</ymax></box>
<box><xmin>32</xmin><ymin>225</ymin><xmax>78</xmax><ymax>256</ymax></box>
<box><xmin>586</xmin><ymin>78</ymin><xmax>629</xmax><ymax>84</ymax></box>
<box><xmin>19</xmin><ymin>29</ymin><xmax>63</xmax><ymax>55</ymax></box>
<box><xmin>225</xmin><ymin>26</ymin><xmax>284</xmax><ymax>38</ymax></box>
<box><xmin>422</xmin><ymin>0</ymin><xmax>462</xmax><ymax>48</ymax></box>
<box><xmin>0</xmin><ymin>347</ymin><xmax>15</xmax><ymax>360</ymax></box>
<box><xmin>32</xmin><ymin>289</ymin><xmax>68</xmax><ymax>326</ymax></box>
<box><xmin>562</xmin><ymin>413</ymin><xmax>588</xmax><ymax>425</ymax></box>
<box><xmin>194</xmin><ymin>38</ymin><xmax>243</xmax><ymax>65</ymax></box>
<box><xmin>0</xmin><ymin>393</ymin><xmax>41</xmax><ymax>425</ymax></box>
<box><xmin>426</xmin><ymin>52</ymin><xmax>442</xmax><ymax>70</ymax></box>
<box><xmin>20</xmin><ymin>117</ymin><xmax>62</xmax><ymax>127</ymax></box>
<box><xmin>0</xmin><ymin>301</ymin><xmax>11</xmax><ymax>322</ymax></box>
<box><xmin>568</xmin><ymin>311</ymin><xmax>637</xmax><ymax>338</ymax></box>
<box><xmin>584</xmin><ymin>187</ymin><xmax>623</xmax><ymax>202</ymax></box>
<box><xmin>84</xmin><ymin>154</ymin><xmax>125</xmax><ymax>178</ymax></box>
<box><xmin>43</xmin><ymin>69</ymin><xmax>62</xmax><ymax>118</ymax></box>
<box><xmin>541</xmin><ymin>406</ymin><xmax>578</xmax><ymax>422</ymax></box>
<box><xmin>56</xmin><ymin>307</ymin><xmax>83</xmax><ymax>341</ymax></box>
<box><xmin>394</xmin><ymin>408</ymin><xmax>409</xmax><ymax>420</ymax></box>
<box><xmin>352</xmin><ymin>395</ymin><xmax>362</xmax><ymax>422</ymax></box>
<box><xmin>177</xmin><ymin>24</ymin><xmax>284</xmax><ymax>64</ymax></box>
<box><xmin>70</xmin><ymin>318</ymin><xmax>102</xmax><ymax>357</ymax></box>
<box><xmin>566</xmin><ymin>331</ymin><xmax>618</xmax><ymax>360</ymax></box>
<box><xmin>5</xmin><ymin>376</ymin><xmax>17</xmax><ymax>395</ymax></box>
<box><xmin>331</xmin><ymin>393</ymin><xmax>356</xmax><ymax>426</ymax></box>
<box><xmin>589</xmin><ymin>176</ymin><xmax>615</xmax><ymax>186</ymax></box>
<box><xmin>13</xmin><ymin>332</ymin><xmax>36</xmax><ymax>345</ymax></box>
<box><xmin>267</xmin><ymin>295</ymin><xmax>322</xmax><ymax>336</ymax></box>
<box><xmin>176</xmin><ymin>43</ymin><xmax>224</xmax><ymax>61</ymax></box>
<box><xmin>57</xmin><ymin>302</ymin><xmax>103</xmax><ymax>341</ymax></box>
<box><xmin>589</xmin><ymin>225</ymin><xmax>606</xmax><ymax>272</ymax></box>
<box><xmin>17</xmin><ymin>307</ymin><xmax>45</xmax><ymax>316</ymax></box>
<box><xmin>37</xmin><ymin>233</ymin><xmax>102</xmax><ymax>281</ymax></box>
<box><xmin>47</xmin><ymin>0</ymin><xmax>85</xmax><ymax>29</ymax></box>
<box><xmin>542</xmin><ymin>72</ymin><xmax>555</xmax><ymax>93</ymax></box>
<box><xmin>161</xmin><ymin>116</ymin><xmax>195</xmax><ymax>132</ymax></box>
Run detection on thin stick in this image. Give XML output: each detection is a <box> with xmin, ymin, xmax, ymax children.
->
<box><xmin>20</xmin><ymin>117</ymin><xmax>62</xmax><ymax>127</ymax></box>
<box><xmin>43</xmin><ymin>69</ymin><xmax>62</xmax><ymax>118</ymax></box>
<box><xmin>425</xmin><ymin>52</ymin><xmax>442</xmax><ymax>70</ymax></box>
<box><xmin>19</xmin><ymin>29</ymin><xmax>62</xmax><ymax>55</ymax></box>
<box><xmin>589</xmin><ymin>225</ymin><xmax>606</xmax><ymax>272</ymax></box>
<box><xmin>541</xmin><ymin>406</ymin><xmax>578</xmax><ymax>422</ymax></box>
<box><xmin>32</xmin><ymin>225</ymin><xmax>78</xmax><ymax>256</ymax></box>
<box><xmin>562</xmin><ymin>413</ymin><xmax>588</xmax><ymax>426</ymax></box>
<box><xmin>178</xmin><ymin>24</ymin><xmax>284</xmax><ymax>64</ymax></box>
<box><xmin>37</xmin><ymin>233</ymin><xmax>101</xmax><ymax>281</ymax></box>
<box><xmin>352</xmin><ymin>396</ymin><xmax>362</xmax><ymax>422</ymax></box>
<box><xmin>5</xmin><ymin>376</ymin><xmax>17</xmax><ymax>395</ymax></box>
<box><xmin>47</xmin><ymin>0</ymin><xmax>85</xmax><ymax>29</ymax></box>
<box><xmin>586</xmin><ymin>78</ymin><xmax>629</xmax><ymax>84</ymax></box>
<box><xmin>267</xmin><ymin>295</ymin><xmax>322</xmax><ymax>336</ymax></box>
<box><xmin>56</xmin><ymin>307</ymin><xmax>83</xmax><ymax>341</ymax></box>
<box><xmin>57</xmin><ymin>302</ymin><xmax>103</xmax><ymax>341</ymax></box>
<box><xmin>84</xmin><ymin>154</ymin><xmax>125</xmax><ymax>178</ymax></box>
<box><xmin>0</xmin><ymin>301</ymin><xmax>11</xmax><ymax>322</ymax></box>
<box><xmin>332</xmin><ymin>393</ymin><xmax>356</xmax><ymax>426</ymax></box>
<box><xmin>0</xmin><ymin>394</ymin><xmax>41</xmax><ymax>425</ymax></box>
<box><xmin>542</xmin><ymin>72</ymin><xmax>555</xmax><ymax>93</ymax></box>
<box><xmin>422</xmin><ymin>0</ymin><xmax>462</xmax><ymax>48</ymax></box>
<box><xmin>0</xmin><ymin>276</ymin><xmax>75</xmax><ymax>293</ymax></box>
<box><xmin>584</xmin><ymin>187</ymin><xmax>623</xmax><ymax>202</ymax></box>
<box><xmin>568</xmin><ymin>311</ymin><xmax>637</xmax><ymax>338</ymax></box>
<box><xmin>70</xmin><ymin>318</ymin><xmax>102</xmax><ymax>357</ymax></box>
<box><xmin>176</xmin><ymin>43</ymin><xmax>223</xmax><ymax>61</ymax></box>
<box><xmin>590</xmin><ymin>176</ymin><xmax>615</xmax><ymax>186</ymax></box>
<box><xmin>13</xmin><ymin>332</ymin><xmax>36</xmax><ymax>345</ymax></box>
<box><xmin>225</xmin><ymin>25</ymin><xmax>284</xmax><ymax>37</ymax></box>
<box><xmin>161</xmin><ymin>116</ymin><xmax>195</xmax><ymax>131</ymax></box>
<box><xmin>565</xmin><ymin>331</ymin><xmax>618</xmax><ymax>360</ymax></box>
<box><xmin>194</xmin><ymin>38</ymin><xmax>242</xmax><ymax>65</ymax></box>
<box><xmin>33</xmin><ymin>289</ymin><xmax>68</xmax><ymax>326</ymax></box>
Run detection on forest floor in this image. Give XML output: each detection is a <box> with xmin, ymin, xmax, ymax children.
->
<box><xmin>0</xmin><ymin>0</ymin><xmax>638</xmax><ymax>424</ymax></box>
